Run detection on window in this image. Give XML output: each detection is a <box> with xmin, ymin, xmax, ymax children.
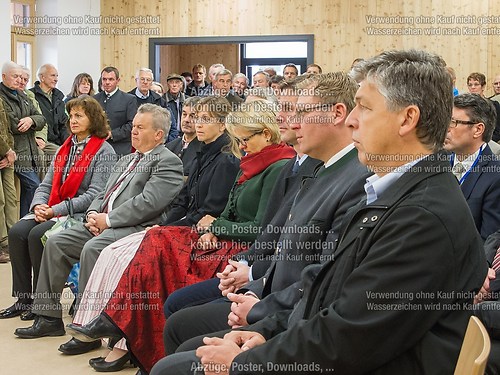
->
<box><xmin>10</xmin><ymin>0</ymin><xmax>36</xmax><ymax>81</ymax></box>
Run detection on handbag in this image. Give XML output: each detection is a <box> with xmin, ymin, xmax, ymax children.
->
<box><xmin>41</xmin><ymin>199</ymin><xmax>81</xmax><ymax>246</ymax></box>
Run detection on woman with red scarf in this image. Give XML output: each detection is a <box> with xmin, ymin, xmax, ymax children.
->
<box><xmin>68</xmin><ymin>99</ymin><xmax>295</xmax><ymax>373</ymax></box>
<box><xmin>0</xmin><ymin>95</ymin><xmax>115</xmax><ymax>320</ymax></box>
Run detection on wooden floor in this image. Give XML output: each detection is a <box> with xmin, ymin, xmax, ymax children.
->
<box><xmin>0</xmin><ymin>262</ymin><xmax>137</xmax><ymax>375</ymax></box>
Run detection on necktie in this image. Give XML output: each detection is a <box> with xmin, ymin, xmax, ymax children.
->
<box><xmin>452</xmin><ymin>162</ymin><xmax>465</xmax><ymax>181</ymax></box>
<box><xmin>492</xmin><ymin>247</ymin><xmax>500</xmax><ymax>271</ymax></box>
<box><xmin>101</xmin><ymin>152</ymin><xmax>143</xmax><ymax>212</ymax></box>
<box><xmin>291</xmin><ymin>160</ymin><xmax>300</xmax><ymax>175</ymax></box>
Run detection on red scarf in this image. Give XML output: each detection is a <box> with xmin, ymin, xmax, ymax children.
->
<box><xmin>237</xmin><ymin>143</ymin><xmax>296</xmax><ymax>184</ymax></box>
<box><xmin>47</xmin><ymin>135</ymin><xmax>106</xmax><ymax>207</ymax></box>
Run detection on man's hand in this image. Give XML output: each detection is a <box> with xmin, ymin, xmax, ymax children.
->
<box><xmin>227</xmin><ymin>293</ymin><xmax>260</xmax><ymax>328</ymax></box>
<box><xmin>17</xmin><ymin>117</ymin><xmax>34</xmax><ymax>132</ymax></box>
<box><xmin>217</xmin><ymin>259</ymin><xmax>250</xmax><ymax>296</ymax></box>
<box><xmin>6</xmin><ymin>149</ymin><xmax>16</xmax><ymax>165</ymax></box>
<box><xmin>198</xmin><ymin>232</ymin><xmax>219</xmax><ymax>250</ymax></box>
<box><xmin>475</xmin><ymin>267</ymin><xmax>496</xmax><ymax>303</ymax></box>
<box><xmin>85</xmin><ymin>212</ymin><xmax>109</xmax><ymax>236</ymax></box>
<box><xmin>196</xmin><ymin>337</ymin><xmax>242</xmax><ymax>375</ymax></box>
<box><xmin>35</xmin><ymin>138</ymin><xmax>46</xmax><ymax>150</ymax></box>
<box><xmin>223</xmin><ymin>330</ymin><xmax>266</xmax><ymax>351</ymax></box>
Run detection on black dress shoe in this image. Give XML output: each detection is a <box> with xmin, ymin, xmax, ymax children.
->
<box><xmin>14</xmin><ymin>315</ymin><xmax>65</xmax><ymax>339</ymax></box>
<box><xmin>0</xmin><ymin>300</ymin><xmax>32</xmax><ymax>319</ymax></box>
<box><xmin>20</xmin><ymin>310</ymin><xmax>36</xmax><ymax>321</ymax></box>
<box><xmin>66</xmin><ymin>314</ymin><xmax>122</xmax><ymax>343</ymax></box>
<box><xmin>58</xmin><ymin>337</ymin><xmax>102</xmax><ymax>355</ymax></box>
<box><xmin>89</xmin><ymin>356</ymin><xmax>106</xmax><ymax>366</ymax></box>
<box><xmin>89</xmin><ymin>352</ymin><xmax>131</xmax><ymax>372</ymax></box>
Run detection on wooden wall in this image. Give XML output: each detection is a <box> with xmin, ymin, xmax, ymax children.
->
<box><xmin>159</xmin><ymin>43</ymin><xmax>239</xmax><ymax>89</ymax></box>
<box><xmin>100</xmin><ymin>0</ymin><xmax>500</xmax><ymax>96</ymax></box>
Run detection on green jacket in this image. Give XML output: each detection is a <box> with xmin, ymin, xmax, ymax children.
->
<box><xmin>0</xmin><ymin>82</ymin><xmax>45</xmax><ymax>169</ymax></box>
<box><xmin>211</xmin><ymin>159</ymin><xmax>289</xmax><ymax>243</ymax></box>
<box><xmin>0</xmin><ymin>99</ymin><xmax>14</xmax><ymax>157</ymax></box>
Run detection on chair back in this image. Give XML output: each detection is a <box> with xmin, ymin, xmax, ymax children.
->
<box><xmin>454</xmin><ymin>316</ymin><xmax>491</xmax><ymax>375</ymax></box>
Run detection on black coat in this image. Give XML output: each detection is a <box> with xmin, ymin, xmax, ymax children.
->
<box><xmin>234</xmin><ymin>155</ymin><xmax>487</xmax><ymax>375</ymax></box>
<box><xmin>164</xmin><ymin>134</ymin><xmax>239</xmax><ymax>227</ymax></box>
<box><xmin>128</xmin><ymin>89</ymin><xmax>178</xmax><ymax>142</ymax></box>
<box><xmin>30</xmin><ymin>82</ymin><xmax>68</xmax><ymax>145</ymax></box>
<box><xmin>94</xmin><ymin>89</ymin><xmax>138</xmax><ymax>156</ymax></box>
<box><xmin>166</xmin><ymin>137</ymin><xmax>202</xmax><ymax>176</ymax></box>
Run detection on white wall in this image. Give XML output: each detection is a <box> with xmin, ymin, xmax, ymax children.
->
<box><xmin>0</xmin><ymin>0</ymin><xmax>12</xmax><ymax>63</ymax></box>
<box><xmin>35</xmin><ymin>0</ymin><xmax>100</xmax><ymax>95</ymax></box>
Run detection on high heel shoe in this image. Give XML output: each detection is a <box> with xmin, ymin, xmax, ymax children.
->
<box><xmin>89</xmin><ymin>352</ymin><xmax>132</xmax><ymax>372</ymax></box>
<box><xmin>67</xmin><ymin>314</ymin><xmax>123</xmax><ymax>343</ymax></box>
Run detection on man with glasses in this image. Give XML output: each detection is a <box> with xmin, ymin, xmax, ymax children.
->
<box><xmin>95</xmin><ymin>66</ymin><xmax>138</xmax><ymax>156</ymax></box>
<box><xmin>444</xmin><ymin>93</ymin><xmax>500</xmax><ymax>241</ymax></box>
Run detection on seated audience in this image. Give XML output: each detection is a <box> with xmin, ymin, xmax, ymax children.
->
<box><xmin>443</xmin><ymin>93</ymin><xmax>500</xmax><ymax>241</ymax></box>
<box><xmin>150</xmin><ymin>49</ymin><xmax>487</xmax><ymax>375</ymax></box>
<box><xmin>13</xmin><ymin>104</ymin><xmax>184</xmax><ymax>340</ymax></box>
<box><xmin>59</xmin><ymin>96</ymin><xmax>239</xmax><ymax>371</ymax></box>
<box><xmin>0</xmin><ymin>96</ymin><xmax>116</xmax><ymax>320</ymax></box>
<box><xmin>67</xmin><ymin>99</ymin><xmax>295</xmax><ymax>373</ymax></box>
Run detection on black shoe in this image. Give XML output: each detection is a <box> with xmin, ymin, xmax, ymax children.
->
<box><xmin>89</xmin><ymin>356</ymin><xmax>106</xmax><ymax>366</ymax></box>
<box><xmin>0</xmin><ymin>300</ymin><xmax>32</xmax><ymax>319</ymax></box>
<box><xmin>14</xmin><ymin>315</ymin><xmax>65</xmax><ymax>339</ymax></box>
<box><xmin>89</xmin><ymin>352</ymin><xmax>131</xmax><ymax>372</ymax></box>
<box><xmin>20</xmin><ymin>310</ymin><xmax>36</xmax><ymax>321</ymax></box>
<box><xmin>66</xmin><ymin>314</ymin><xmax>122</xmax><ymax>343</ymax></box>
<box><xmin>58</xmin><ymin>337</ymin><xmax>102</xmax><ymax>355</ymax></box>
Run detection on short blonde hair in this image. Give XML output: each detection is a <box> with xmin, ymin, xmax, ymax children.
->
<box><xmin>225</xmin><ymin>100</ymin><xmax>281</xmax><ymax>153</ymax></box>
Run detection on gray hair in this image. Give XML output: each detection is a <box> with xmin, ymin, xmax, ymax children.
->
<box><xmin>253</xmin><ymin>71</ymin><xmax>271</xmax><ymax>82</ymax></box>
<box><xmin>2</xmin><ymin>61</ymin><xmax>22</xmax><ymax>75</ymax></box>
<box><xmin>215</xmin><ymin>69</ymin><xmax>233</xmax><ymax>79</ymax></box>
<box><xmin>351</xmin><ymin>49</ymin><xmax>453</xmax><ymax>152</ymax></box>
<box><xmin>233</xmin><ymin>73</ymin><xmax>249</xmax><ymax>86</ymax></box>
<box><xmin>36</xmin><ymin>64</ymin><xmax>57</xmax><ymax>79</ymax></box>
<box><xmin>135</xmin><ymin>67</ymin><xmax>154</xmax><ymax>80</ymax></box>
<box><xmin>137</xmin><ymin>103</ymin><xmax>170</xmax><ymax>141</ymax></box>
<box><xmin>454</xmin><ymin>93</ymin><xmax>497</xmax><ymax>142</ymax></box>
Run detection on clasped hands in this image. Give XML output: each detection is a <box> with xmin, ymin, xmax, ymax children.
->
<box><xmin>475</xmin><ymin>267</ymin><xmax>496</xmax><ymax>304</ymax></box>
<box><xmin>195</xmin><ymin>330</ymin><xmax>266</xmax><ymax>375</ymax></box>
<box><xmin>196</xmin><ymin>215</ymin><xmax>219</xmax><ymax>250</ymax></box>
<box><xmin>85</xmin><ymin>211</ymin><xmax>109</xmax><ymax>236</ymax></box>
<box><xmin>217</xmin><ymin>259</ymin><xmax>251</xmax><ymax>296</ymax></box>
<box><xmin>33</xmin><ymin>204</ymin><xmax>54</xmax><ymax>223</ymax></box>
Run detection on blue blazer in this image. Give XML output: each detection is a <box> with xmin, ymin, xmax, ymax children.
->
<box><xmin>460</xmin><ymin>145</ymin><xmax>500</xmax><ymax>241</ymax></box>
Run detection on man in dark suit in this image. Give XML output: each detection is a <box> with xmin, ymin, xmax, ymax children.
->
<box><xmin>14</xmin><ymin>104</ymin><xmax>184</xmax><ymax>339</ymax></box>
<box><xmin>163</xmin><ymin>72</ymin><xmax>371</xmax><ymax>355</ymax></box>
<box><xmin>443</xmin><ymin>93</ymin><xmax>500</xmax><ymax>241</ymax></box>
<box><xmin>128</xmin><ymin>68</ymin><xmax>178</xmax><ymax>142</ymax></box>
<box><xmin>151</xmin><ymin>51</ymin><xmax>487</xmax><ymax>375</ymax></box>
<box><xmin>164</xmin><ymin>73</ymin><xmax>185</xmax><ymax>137</ymax></box>
<box><xmin>94</xmin><ymin>66</ymin><xmax>138</xmax><ymax>156</ymax></box>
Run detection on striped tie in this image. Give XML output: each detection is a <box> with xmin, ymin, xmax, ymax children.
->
<box><xmin>492</xmin><ymin>247</ymin><xmax>500</xmax><ymax>271</ymax></box>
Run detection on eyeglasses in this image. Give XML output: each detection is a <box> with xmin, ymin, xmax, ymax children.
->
<box><xmin>235</xmin><ymin>131</ymin><xmax>263</xmax><ymax>146</ymax></box>
<box><xmin>449</xmin><ymin>118</ymin><xmax>477</xmax><ymax>128</ymax></box>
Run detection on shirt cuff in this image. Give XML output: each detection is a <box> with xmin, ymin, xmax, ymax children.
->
<box><xmin>105</xmin><ymin>214</ymin><xmax>111</xmax><ymax>228</ymax></box>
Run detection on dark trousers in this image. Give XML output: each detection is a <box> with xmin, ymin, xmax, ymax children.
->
<box><xmin>8</xmin><ymin>218</ymin><xmax>55</xmax><ymax>300</ymax></box>
<box><xmin>15</xmin><ymin>170</ymin><xmax>41</xmax><ymax>217</ymax></box>
<box><xmin>165</xmin><ymin>300</ymin><xmax>231</xmax><ymax>354</ymax></box>
<box><xmin>164</xmin><ymin>277</ymin><xmax>221</xmax><ymax>318</ymax></box>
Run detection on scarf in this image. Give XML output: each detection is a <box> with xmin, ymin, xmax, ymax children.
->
<box><xmin>237</xmin><ymin>143</ymin><xmax>296</xmax><ymax>184</ymax></box>
<box><xmin>47</xmin><ymin>135</ymin><xmax>106</xmax><ymax>207</ymax></box>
